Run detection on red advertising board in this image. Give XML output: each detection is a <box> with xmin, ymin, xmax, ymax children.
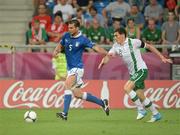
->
<box><xmin>0</xmin><ymin>80</ymin><xmax>179</xmax><ymax>109</ymax></box>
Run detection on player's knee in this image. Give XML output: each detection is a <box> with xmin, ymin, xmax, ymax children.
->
<box><xmin>74</xmin><ymin>94</ymin><xmax>81</xmax><ymax>99</ymax></box>
<box><xmin>73</xmin><ymin>91</ymin><xmax>82</xmax><ymax>99</ymax></box>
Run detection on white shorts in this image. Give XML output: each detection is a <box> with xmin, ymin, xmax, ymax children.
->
<box><xmin>67</xmin><ymin>68</ymin><xmax>84</xmax><ymax>88</ymax></box>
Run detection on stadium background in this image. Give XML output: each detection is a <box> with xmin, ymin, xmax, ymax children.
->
<box><xmin>0</xmin><ymin>0</ymin><xmax>179</xmax><ymax>135</ymax></box>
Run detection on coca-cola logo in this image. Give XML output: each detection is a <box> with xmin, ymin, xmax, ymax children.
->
<box><xmin>3</xmin><ymin>81</ymin><xmax>84</xmax><ymax>108</ymax></box>
<box><xmin>123</xmin><ymin>82</ymin><xmax>180</xmax><ymax>108</ymax></box>
<box><xmin>1</xmin><ymin>80</ymin><xmax>180</xmax><ymax>109</ymax></box>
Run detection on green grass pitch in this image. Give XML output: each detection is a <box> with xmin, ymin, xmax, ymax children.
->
<box><xmin>0</xmin><ymin>109</ymin><xmax>179</xmax><ymax>135</ymax></box>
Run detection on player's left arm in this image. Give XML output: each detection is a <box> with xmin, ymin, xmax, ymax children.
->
<box><xmin>92</xmin><ymin>45</ymin><xmax>108</xmax><ymax>55</ymax></box>
<box><xmin>145</xmin><ymin>43</ymin><xmax>173</xmax><ymax>64</ymax></box>
<box><xmin>83</xmin><ymin>36</ymin><xmax>108</xmax><ymax>55</ymax></box>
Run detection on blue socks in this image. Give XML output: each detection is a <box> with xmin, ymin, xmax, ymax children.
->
<box><xmin>63</xmin><ymin>90</ymin><xmax>72</xmax><ymax>115</ymax></box>
<box><xmin>63</xmin><ymin>91</ymin><xmax>104</xmax><ymax>115</ymax></box>
<box><xmin>84</xmin><ymin>92</ymin><xmax>104</xmax><ymax>107</ymax></box>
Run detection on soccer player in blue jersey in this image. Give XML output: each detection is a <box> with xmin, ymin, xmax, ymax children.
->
<box><xmin>53</xmin><ymin>19</ymin><xmax>109</xmax><ymax>120</ymax></box>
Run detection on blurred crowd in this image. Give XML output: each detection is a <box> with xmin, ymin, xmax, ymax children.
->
<box><xmin>26</xmin><ymin>0</ymin><xmax>180</xmax><ymax>53</ymax></box>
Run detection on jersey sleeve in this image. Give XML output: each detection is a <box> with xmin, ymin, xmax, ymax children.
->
<box><xmin>108</xmin><ymin>44</ymin><xmax>117</xmax><ymax>55</ymax></box>
<box><xmin>83</xmin><ymin>36</ymin><xmax>95</xmax><ymax>48</ymax></box>
<box><xmin>133</xmin><ymin>39</ymin><xmax>146</xmax><ymax>48</ymax></box>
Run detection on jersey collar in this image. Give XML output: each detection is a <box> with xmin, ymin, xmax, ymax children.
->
<box><xmin>71</xmin><ymin>31</ymin><xmax>82</xmax><ymax>38</ymax></box>
<box><xmin>116</xmin><ymin>38</ymin><xmax>128</xmax><ymax>46</ymax></box>
<box><xmin>123</xmin><ymin>38</ymin><xmax>128</xmax><ymax>45</ymax></box>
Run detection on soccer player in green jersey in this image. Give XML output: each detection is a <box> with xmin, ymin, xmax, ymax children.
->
<box><xmin>99</xmin><ymin>28</ymin><xmax>172</xmax><ymax>122</ymax></box>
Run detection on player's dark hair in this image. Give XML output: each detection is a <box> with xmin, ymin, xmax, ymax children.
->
<box><xmin>68</xmin><ymin>19</ymin><xmax>80</xmax><ymax>28</ymax></box>
<box><xmin>115</xmin><ymin>27</ymin><xmax>127</xmax><ymax>37</ymax></box>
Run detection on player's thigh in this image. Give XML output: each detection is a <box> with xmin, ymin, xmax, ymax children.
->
<box><xmin>73</xmin><ymin>88</ymin><xmax>83</xmax><ymax>98</ymax></box>
<box><xmin>65</xmin><ymin>75</ymin><xmax>76</xmax><ymax>89</ymax></box>
<box><xmin>124</xmin><ymin>80</ymin><xmax>135</xmax><ymax>93</ymax></box>
<box><xmin>66</xmin><ymin>68</ymin><xmax>84</xmax><ymax>89</ymax></box>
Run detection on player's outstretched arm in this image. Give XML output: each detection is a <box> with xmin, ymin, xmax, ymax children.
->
<box><xmin>92</xmin><ymin>45</ymin><xmax>108</xmax><ymax>55</ymax></box>
<box><xmin>145</xmin><ymin>43</ymin><xmax>173</xmax><ymax>64</ymax></box>
<box><xmin>53</xmin><ymin>44</ymin><xmax>63</xmax><ymax>58</ymax></box>
<box><xmin>98</xmin><ymin>55</ymin><xmax>110</xmax><ymax>69</ymax></box>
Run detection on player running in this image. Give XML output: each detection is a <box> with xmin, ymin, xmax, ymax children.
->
<box><xmin>53</xmin><ymin>19</ymin><xmax>109</xmax><ymax>120</ymax></box>
<box><xmin>98</xmin><ymin>28</ymin><xmax>172</xmax><ymax>122</ymax></box>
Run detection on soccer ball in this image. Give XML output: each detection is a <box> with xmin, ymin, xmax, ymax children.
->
<box><xmin>24</xmin><ymin>111</ymin><xmax>37</xmax><ymax>123</ymax></box>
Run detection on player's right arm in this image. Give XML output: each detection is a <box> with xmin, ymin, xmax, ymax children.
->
<box><xmin>53</xmin><ymin>33</ymin><xmax>67</xmax><ymax>58</ymax></box>
<box><xmin>53</xmin><ymin>44</ymin><xmax>63</xmax><ymax>58</ymax></box>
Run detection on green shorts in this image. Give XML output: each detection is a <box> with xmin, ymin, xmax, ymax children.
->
<box><xmin>130</xmin><ymin>69</ymin><xmax>148</xmax><ymax>91</ymax></box>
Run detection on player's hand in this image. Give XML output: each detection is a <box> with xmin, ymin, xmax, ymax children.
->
<box><xmin>98</xmin><ymin>59</ymin><xmax>105</xmax><ymax>69</ymax></box>
<box><xmin>98</xmin><ymin>55</ymin><xmax>111</xmax><ymax>69</ymax></box>
<box><xmin>161</xmin><ymin>57</ymin><xmax>173</xmax><ymax>64</ymax></box>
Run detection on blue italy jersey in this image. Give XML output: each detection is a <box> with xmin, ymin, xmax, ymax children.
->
<box><xmin>59</xmin><ymin>32</ymin><xmax>95</xmax><ymax>70</ymax></box>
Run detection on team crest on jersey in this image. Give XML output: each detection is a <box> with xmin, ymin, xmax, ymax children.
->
<box><xmin>65</xmin><ymin>39</ymin><xmax>70</xmax><ymax>43</ymax></box>
<box><xmin>75</xmin><ymin>42</ymin><xmax>80</xmax><ymax>47</ymax></box>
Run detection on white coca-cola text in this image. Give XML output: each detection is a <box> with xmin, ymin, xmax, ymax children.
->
<box><xmin>123</xmin><ymin>82</ymin><xmax>180</xmax><ymax>108</ymax></box>
<box><xmin>3</xmin><ymin>81</ymin><xmax>84</xmax><ymax>108</ymax></box>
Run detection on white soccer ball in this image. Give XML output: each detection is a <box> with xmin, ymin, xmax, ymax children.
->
<box><xmin>24</xmin><ymin>111</ymin><xmax>37</xmax><ymax>123</ymax></box>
